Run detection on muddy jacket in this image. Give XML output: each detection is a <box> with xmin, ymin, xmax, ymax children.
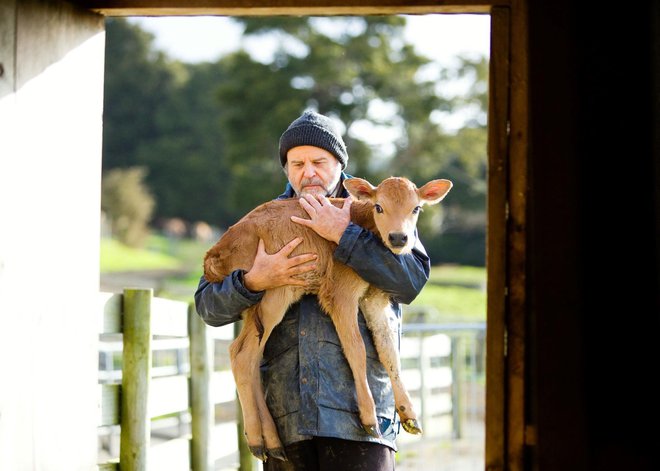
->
<box><xmin>194</xmin><ymin>174</ymin><xmax>431</xmax><ymax>451</ymax></box>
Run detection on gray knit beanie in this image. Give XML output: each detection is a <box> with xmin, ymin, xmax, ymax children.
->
<box><xmin>279</xmin><ymin>110</ymin><xmax>348</xmax><ymax>169</ymax></box>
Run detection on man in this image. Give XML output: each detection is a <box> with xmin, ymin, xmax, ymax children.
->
<box><xmin>195</xmin><ymin>110</ymin><xmax>431</xmax><ymax>470</ymax></box>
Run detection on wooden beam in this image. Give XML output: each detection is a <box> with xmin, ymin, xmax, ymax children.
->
<box><xmin>73</xmin><ymin>0</ymin><xmax>506</xmax><ymax>16</ymax></box>
<box><xmin>485</xmin><ymin>6</ymin><xmax>509</xmax><ymax>471</ymax></box>
<box><xmin>84</xmin><ymin>2</ymin><xmax>525</xmax><ymax>471</ymax></box>
<box><xmin>505</xmin><ymin>0</ymin><xmax>529</xmax><ymax>469</ymax></box>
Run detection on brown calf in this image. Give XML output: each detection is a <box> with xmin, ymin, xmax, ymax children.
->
<box><xmin>203</xmin><ymin>176</ymin><xmax>453</xmax><ymax>462</ymax></box>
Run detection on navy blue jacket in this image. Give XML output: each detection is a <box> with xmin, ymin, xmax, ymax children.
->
<box><xmin>194</xmin><ymin>173</ymin><xmax>431</xmax><ymax>450</ymax></box>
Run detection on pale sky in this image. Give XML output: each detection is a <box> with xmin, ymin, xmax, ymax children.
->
<box><xmin>129</xmin><ymin>14</ymin><xmax>490</xmax><ymax>66</ymax></box>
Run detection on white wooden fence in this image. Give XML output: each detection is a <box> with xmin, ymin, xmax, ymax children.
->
<box><xmin>97</xmin><ymin>289</ymin><xmax>484</xmax><ymax>470</ymax></box>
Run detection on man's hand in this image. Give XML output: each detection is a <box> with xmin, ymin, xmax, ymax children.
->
<box><xmin>291</xmin><ymin>195</ymin><xmax>352</xmax><ymax>244</ymax></box>
<box><xmin>243</xmin><ymin>238</ymin><xmax>317</xmax><ymax>292</ymax></box>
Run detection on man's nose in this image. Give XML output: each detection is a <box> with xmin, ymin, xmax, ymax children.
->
<box><xmin>303</xmin><ymin>162</ymin><xmax>316</xmax><ymax>177</ymax></box>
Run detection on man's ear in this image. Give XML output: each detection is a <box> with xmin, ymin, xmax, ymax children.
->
<box><xmin>343</xmin><ymin>178</ymin><xmax>377</xmax><ymax>201</ymax></box>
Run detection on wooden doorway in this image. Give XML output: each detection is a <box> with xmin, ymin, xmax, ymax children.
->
<box><xmin>81</xmin><ymin>2</ymin><xmax>528</xmax><ymax>470</ymax></box>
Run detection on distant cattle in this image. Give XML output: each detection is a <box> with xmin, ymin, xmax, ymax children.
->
<box><xmin>191</xmin><ymin>221</ymin><xmax>215</xmax><ymax>243</ymax></box>
<box><xmin>161</xmin><ymin>217</ymin><xmax>187</xmax><ymax>239</ymax></box>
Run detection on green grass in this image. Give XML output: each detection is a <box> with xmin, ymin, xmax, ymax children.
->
<box><xmin>144</xmin><ymin>235</ymin><xmax>210</xmax><ymax>269</ymax></box>
<box><xmin>407</xmin><ymin>264</ymin><xmax>486</xmax><ymax>322</ymax></box>
<box><xmin>410</xmin><ymin>283</ymin><xmax>486</xmax><ymax>323</ymax></box>
<box><xmin>100</xmin><ymin>237</ymin><xmax>182</xmax><ymax>272</ymax></box>
<box><xmin>427</xmin><ymin>264</ymin><xmax>486</xmax><ymax>287</ymax></box>
<box><xmin>101</xmin><ymin>236</ymin><xmax>487</xmax><ymax>322</ymax></box>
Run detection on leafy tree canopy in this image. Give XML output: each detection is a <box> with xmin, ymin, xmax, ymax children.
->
<box><xmin>102</xmin><ymin>16</ymin><xmax>488</xmax><ymax>264</ymax></box>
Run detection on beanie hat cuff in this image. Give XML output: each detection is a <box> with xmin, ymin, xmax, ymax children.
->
<box><xmin>279</xmin><ymin>111</ymin><xmax>348</xmax><ymax>169</ymax></box>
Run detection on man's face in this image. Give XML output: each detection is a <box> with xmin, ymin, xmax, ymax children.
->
<box><xmin>285</xmin><ymin>146</ymin><xmax>342</xmax><ymax>196</ymax></box>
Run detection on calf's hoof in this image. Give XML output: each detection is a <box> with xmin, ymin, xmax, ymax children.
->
<box><xmin>401</xmin><ymin>418</ymin><xmax>423</xmax><ymax>435</ymax></box>
<box><xmin>267</xmin><ymin>447</ymin><xmax>288</xmax><ymax>461</ymax></box>
<box><xmin>249</xmin><ymin>445</ymin><xmax>268</xmax><ymax>462</ymax></box>
<box><xmin>362</xmin><ymin>423</ymin><xmax>382</xmax><ymax>438</ymax></box>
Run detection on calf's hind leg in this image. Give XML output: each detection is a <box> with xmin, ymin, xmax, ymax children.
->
<box><xmin>229</xmin><ymin>305</ymin><xmax>282</xmax><ymax>461</ymax></box>
<box><xmin>360</xmin><ymin>288</ymin><xmax>422</xmax><ymax>434</ymax></box>
<box><xmin>230</xmin><ymin>288</ymin><xmax>301</xmax><ymax>462</ymax></box>
<box><xmin>230</xmin><ymin>306</ymin><xmax>270</xmax><ymax>460</ymax></box>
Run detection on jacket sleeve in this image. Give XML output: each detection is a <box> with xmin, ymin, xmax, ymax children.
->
<box><xmin>194</xmin><ymin>270</ymin><xmax>264</xmax><ymax>327</ymax></box>
<box><xmin>333</xmin><ymin>222</ymin><xmax>431</xmax><ymax>305</ymax></box>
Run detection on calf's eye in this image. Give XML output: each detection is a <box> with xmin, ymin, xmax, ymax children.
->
<box><xmin>374</xmin><ymin>204</ymin><xmax>383</xmax><ymax>214</ymax></box>
<box><xmin>412</xmin><ymin>206</ymin><xmax>421</xmax><ymax>214</ymax></box>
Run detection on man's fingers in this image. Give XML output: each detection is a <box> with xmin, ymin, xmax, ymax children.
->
<box><xmin>285</xmin><ymin>278</ymin><xmax>309</xmax><ymax>287</ymax></box>
<box><xmin>300</xmin><ymin>198</ymin><xmax>315</xmax><ymax>211</ymax></box>
<box><xmin>279</xmin><ymin>237</ymin><xmax>304</xmax><ymax>255</ymax></box>
<box><xmin>285</xmin><ymin>261</ymin><xmax>317</xmax><ymax>287</ymax></box>
<box><xmin>291</xmin><ymin>262</ymin><xmax>316</xmax><ymax>274</ymax></box>
<box><xmin>343</xmin><ymin>196</ymin><xmax>352</xmax><ymax>207</ymax></box>
<box><xmin>302</xmin><ymin>194</ymin><xmax>322</xmax><ymax>210</ymax></box>
<box><xmin>342</xmin><ymin>197</ymin><xmax>352</xmax><ymax>212</ymax></box>
<box><xmin>298</xmin><ymin>197</ymin><xmax>317</xmax><ymax>218</ymax></box>
<box><xmin>287</xmin><ymin>253</ymin><xmax>317</xmax><ymax>267</ymax></box>
<box><xmin>291</xmin><ymin>215</ymin><xmax>312</xmax><ymax>227</ymax></box>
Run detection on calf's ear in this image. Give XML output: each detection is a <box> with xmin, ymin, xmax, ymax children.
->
<box><xmin>343</xmin><ymin>178</ymin><xmax>376</xmax><ymax>201</ymax></box>
<box><xmin>418</xmin><ymin>179</ymin><xmax>453</xmax><ymax>205</ymax></box>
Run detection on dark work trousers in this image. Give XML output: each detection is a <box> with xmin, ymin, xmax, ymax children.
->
<box><xmin>262</xmin><ymin>436</ymin><xmax>396</xmax><ymax>471</ymax></box>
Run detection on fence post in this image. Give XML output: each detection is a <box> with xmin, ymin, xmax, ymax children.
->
<box><xmin>419</xmin><ymin>332</ymin><xmax>430</xmax><ymax>433</ymax></box>
<box><xmin>189</xmin><ymin>303</ymin><xmax>213</xmax><ymax>471</ymax></box>
<box><xmin>120</xmin><ymin>288</ymin><xmax>153</xmax><ymax>471</ymax></box>
<box><xmin>451</xmin><ymin>336</ymin><xmax>463</xmax><ymax>439</ymax></box>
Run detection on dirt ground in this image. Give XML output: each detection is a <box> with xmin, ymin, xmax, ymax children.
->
<box><xmin>213</xmin><ymin>418</ymin><xmax>485</xmax><ymax>471</ymax></box>
<box><xmin>396</xmin><ymin>432</ymin><xmax>484</xmax><ymax>471</ymax></box>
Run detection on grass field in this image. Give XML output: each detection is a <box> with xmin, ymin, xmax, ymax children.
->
<box><xmin>101</xmin><ymin>235</ymin><xmax>486</xmax><ymax>323</ymax></box>
<box><xmin>411</xmin><ymin>283</ymin><xmax>485</xmax><ymax>322</ymax></box>
<box><xmin>100</xmin><ymin>238</ymin><xmax>181</xmax><ymax>272</ymax></box>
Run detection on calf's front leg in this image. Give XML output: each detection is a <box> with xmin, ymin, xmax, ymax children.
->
<box><xmin>321</xmin><ymin>279</ymin><xmax>380</xmax><ymax>437</ymax></box>
<box><xmin>360</xmin><ymin>288</ymin><xmax>422</xmax><ymax>435</ymax></box>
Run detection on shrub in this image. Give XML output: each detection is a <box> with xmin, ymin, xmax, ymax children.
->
<box><xmin>101</xmin><ymin>167</ymin><xmax>155</xmax><ymax>247</ymax></box>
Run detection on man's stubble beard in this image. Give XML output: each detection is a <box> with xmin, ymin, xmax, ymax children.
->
<box><xmin>298</xmin><ymin>174</ymin><xmax>341</xmax><ymax>197</ymax></box>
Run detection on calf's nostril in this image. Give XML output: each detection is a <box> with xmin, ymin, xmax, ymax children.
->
<box><xmin>388</xmin><ymin>233</ymin><xmax>408</xmax><ymax>247</ymax></box>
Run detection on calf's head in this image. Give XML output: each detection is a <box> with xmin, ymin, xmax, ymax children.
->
<box><xmin>344</xmin><ymin>177</ymin><xmax>453</xmax><ymax>255</ymax></box>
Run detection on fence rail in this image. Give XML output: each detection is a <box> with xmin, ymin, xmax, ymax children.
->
<box><xmin>97</xmin><ymin>289</ymin><xmax>214</xmax><ymax>471</ymax></box>
<box><xmin>97</xmin><ymin>290</ymin><xmax>485</xmax><ymax>470</ymax></box>
<box><xmin>402</xmin><ymin>320</ymin><xmax>485</xmax><ymax>441</ymax></box>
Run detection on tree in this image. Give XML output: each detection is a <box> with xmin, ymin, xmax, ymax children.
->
<box><xmin>101</xmin><ymin>16</ymin><xmax>489</xmax><ymax>264</ymax></box>
<box><xmin>134</xmin><ymin>61</ymin><xmax>234</xmax><ymax>224</ymax></box>
<box><xmin>101</xmin><ymin>167</ymin><xmax>155</xmax><ymax>247</ymax></box>
<box><xmin>214</xmin><ymin>16</ymin><xmax>450</xmax><ymax>215</ymax></box>
<box><xmin>103</xmin><ymin>18</ymin><xmax>179</xmax><ymax>170</ymax></box>
<box><xmin>213</xmin><ymin>16</ymin><xmax>487</xmax><ymax>264</ymax></box>
<box><xmin>104</xmin><ymin>19</ymin><xmax>234</xmax><ymax>223</ymax></box>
